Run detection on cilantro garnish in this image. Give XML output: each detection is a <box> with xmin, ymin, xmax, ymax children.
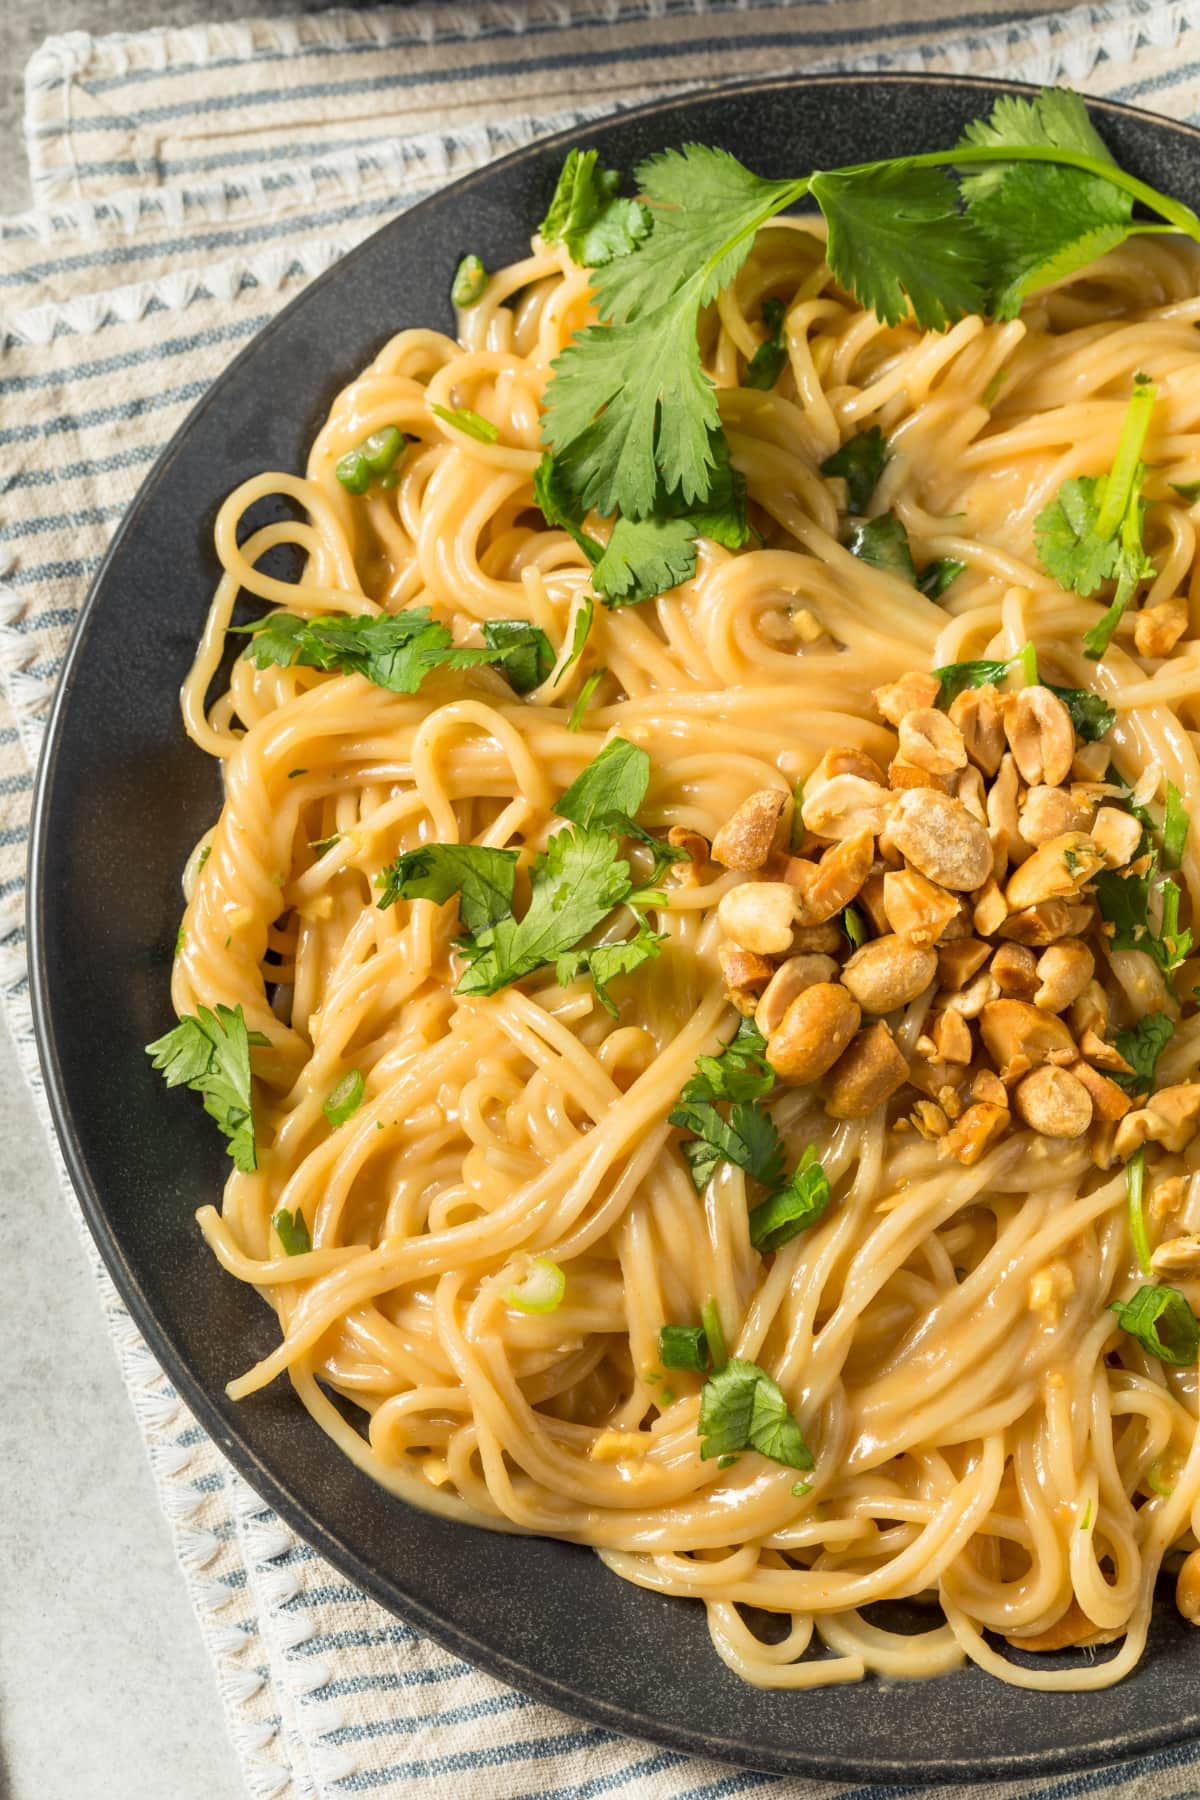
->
<box><xmin>272</xmin><ymin>1207</ymin><xmax>312</xmax><ymax>1256</ymax></box>
<box><xmin>1034</xmin><ymin>377</ymin><xmax>1157</xmax><ymax>659</ymax></box>
<box><xmin>1045</xmin><ymin>683</ymin><xmax>1116</xmax><ymax>742</ymax></box>
<box><xmin>480</xmin><ymin>619</ymin><xmax>555</xmax><ymax>694</ymax></box>
<box><xmin>567</xmin><ymin>667</ymin><xmax>605</xmax><ymax>732</ymax></box>
<box><xmin>845</xmin><ymin>512</ymin><xmax>917</xmax><ymax>584</ymax></box>
<box><xmin>145</xmin><ymin>1003</ymin><xmax>269</xmax><ymax>1173</ymax></box>
<box><xmin>555</xmin><ymin>736</ymin><xmax>652</xmax><ymax>828</ymax></box>
<box><xmin>375</xmin><ymin>843</ymin><xmax>518</xmax><ymax>931</ymax></box>
<box><xmin>917</xmin><ymin>558</ymin><xmax>966</xmax><ymax>599</ymax></box>
<box><xmin>1095</xmin><ymin>860</ymin><xmax>1192</xmax><ymax>978</ymax></box>
<box><xmin>748</xmin><ymin>1145</ymin><xmax>833</xmax><ymax>1253</ymax></box>
<box><xmin>1112</xmin><ymin>1013</ymin><xmax>1175</xmax><ymax>1095</ymax></box>
<box><xmin>554</xmin><ymin>911</ymin><xmax>664</xmax><ymax>1018</ymax></box>
<box><xmin>698</xmin><ymin>1358</ymin><xmax>814</xmax><ymax>1470</ymax></box>
<box><xmin>933</xmin><ymin>657</ymin><xmax>1014</xmax><ymax>707</ymax></box>
<box><xmin>538</xmin><ymin>147</ymin><xmax>651</xmax><ymax>267</ymax></box>
<box><xmin>744</xmin><ymin>297</ymin><xmax>788</xmax><ymax>390</ymax></box>
<box><xmin>820</xmin><ymin>426</ymin><xmax>888</xmax><ymax>515</ymax></box>
<box><xmin>592</xmin><ymin>515</ymin><xmax>698</xmax><ymax>608</ymax></box>
<box><xmin>1111</xmin><ymin>1284</ymin><xmax>1200</xmax><ymax>1367</ymax></box>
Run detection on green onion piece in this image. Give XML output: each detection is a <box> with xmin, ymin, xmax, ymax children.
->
<box><xmin>1163</xmin><ymin>781</ymin><xmax>1189</xmax><ymax>870</ymax></box>
<box><xmin>791</xmin><ymin>1479</ymin><xmax>813</xmax><ymax>1498</ymax></box>
<box><xmin>431</xmin><ymin>403</ymin><xmax>500</xmax><ymax>444</ymax></box>
<box><xmin>568</xmin><ymin>666</ymin><xmax>606</xmax><ymax>731</ymax></box>
<box><xmin>505</xmin><ymin>1257</ymin><xmax>566</xmax><ymax>1314</ymax></box>
<box><xmin>700</xmin><ymin>1296</ymin><xmax>729</xmax><ymax>1371</ymax></box>
<box><xmin>1145</xmin><ymin>1458</ymin><xmax>1176</xmax><ymax>1497</ymax></box>
<box><xmin>659</xmin><ymin>1323</ymin><xmax>709</xmax><ymax>1371</ymax></box>
<box><xmin>335</xmin><ymin>447</ymin><xmax>371</xmax><ymax>494</ymax></box>
<box><xmin>1111</xmin><ymin>1283</ymin><xmax>1200</xmax><ymax>1366</ymax></box>
<box><xmin>842</xmin><ymin>904</ymin><xmax>867</xmax><ymax>950</ymax></box>
<box><xmin>660</xmin><ymin>1387</ymin><xmax>676</xmax><ymax>1405</ymax></box>
<box><xmin>1127</xmin><ymin>1147</ymin><xmax>1151</xmax><ymax>1274</ymax></box>
<box><xmin>324</xmin><ymin>1068</ymin><xmax>365</xmax><ymax>1127</ymax></box>
<box><xmin>716</xmin><ymin>1453</ymin><xmax>739</xmax><ymax>1470</ymax></box>
<box><xmin>1079</xmin><ymin>1499</ymin><xmax>1093</xmax><ymax>1529</ymax></box>
<box><xmin>174</xmin><ymin>925</ymin><xmax>185</xmax><ymax>957</ymax></box>
<box><xmin>1019</xmin><ymin>640</ymin><xmax>1039</xmax><ymax>686</ymax></box>
<box><xmin>452</xmin><ymin>253</ymin><xmax>489</xmax><ymax>307</ymax></box>
<box><xmin>272</xmin><ymin>1206</ymin><xmax>311</xmax><ymax>1256</ymax></box>
<box><xmin>361</xmin><ymin>425</ymin><xmax>405</xmax><ymax>476</ymax></box>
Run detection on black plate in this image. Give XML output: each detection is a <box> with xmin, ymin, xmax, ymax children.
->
<box><xmin>29</xmin><ymin>74</ymin><xmax>1200</xmax><ymax>1782</ymax></box>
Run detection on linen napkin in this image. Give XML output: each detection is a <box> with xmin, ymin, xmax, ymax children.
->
<box><xmin>6</xmin><ymin>3</ymin><xmax>1200</xmax><ymax>1794</ymax></box>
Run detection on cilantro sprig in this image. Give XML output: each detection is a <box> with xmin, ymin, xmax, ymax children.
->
<box><xmin>698</xmin><ymin>1357</ymin><xmax>814</xmax><ymax>1470</ymax></box>
<box><xmin>235</xmin><ymin>606</ymin><xmax>555</xmax><ymax>699</ymax></box>
<box><xmin>146</xmin><ymin>1003</ymin><xmax>269</xmax><ymax>1172</ymax></box>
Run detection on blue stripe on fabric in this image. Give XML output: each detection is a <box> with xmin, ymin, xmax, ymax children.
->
<box><xmin>0</xmin><ymin>504</ymin><xmax>126</xmax><ymax>543</ymax></box>
<box><xmin>0</xmin><ymin>378</ymin><xmax>208</xmax><ymax>444</ymax></box>
<box><xmin>294</xmin><ymin>1625</ymin><xmax>421</xmax><ymax>1654</ymax></box>
<box><xmin>510</xmin><ymin>1749</ymin><xmax>692</xmax><ymax>1800</ymax></box>
<box><xmin>29</xmin><ymin>8</ymin><xmax>1039</xmax><ymax>139</ymax></box>
<box><xmin>324</xmin><ymin>1688</ymin><xmax>534</xmax><ymax>1745</ymax></box>
<box><xmin>313</xmin><ymin>1663</ymin><xmax>477</xmax><ymax>1702</ymax></box>
<box><xmin>3</xmin><ymin>563</ymin><xmax>101</xmax><ymax>589</ymax></box>
<box><xmin>0</xmin><ymin>826</ymin><xmax>28</xmax><ymax>849</ymax></box>
<box><xmin>1109</xmin><ymin>61</ymin><xmax>1200</xmax><ymax>106</ymax></box>
<box><xmin>0</xmin><ymin>774</ymin><xmax>32</xmax><ymax>799</ymax></box>
<box><xmin>8</xmin><ymin>608</ymin><xmax>82</xmax><ymax>632</ymax></box>
<box><xmin>333</xmin><ymin>1725</ymin><xmax>618</xmax><ymax>1790</ymax></box>
<box><xmin>2</xmin><ymin>443</ymin><xmax>161</xmax><ymax>491</ymax></box>
<box><xmin>0</xmin><ymin>314</ymin><xmax>268</xmax><ymax>399</ymax></box>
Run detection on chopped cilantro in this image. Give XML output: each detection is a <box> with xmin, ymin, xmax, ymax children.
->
<box><xmin>820</xmin><ymin>426</ymin><xmax>888</xmax><ymax>515</ymax></box>
<box><xmin>698</xmin><ymin>1357</ymin><xmax>814</xmax><ymax>1470</ymax></box>
<box><xmin>747</xmin><ymin>1145</ymin><xmax>833</xmax><ymax>1252</ymax></box>
<box><xmin>845</xmin><ymin>512</ymin><xmax>916</xmax><ymax>584</ymax></box>
<box><xmin>272</xmin><ymin>1207</ymin><xmax>312</xmax><ymax>1255</ymax></box>
<box><xmin>1112</xmin><ymin>1013</ymin><xmax>1175</xmax><ymax>1095</ymax></box>
<box><xmin>538</xmin><ymin>147</ymin><xmax>651</xmax><ymax>267</ymax></box>
<box><xmin>1046</xmin><ymin>683</ymin><xmax>1116</xmax><ymax>741</ymax></box>
<box><xmin>744</xmin><ymin>296</ymin><xmax>788</xmax><ymax>390</ymax></box>
<box><xmin>145</xmin><ymin>1003</ymin><xmax>269</xmax><ymax>1173</ymax></box>
<box><xmin>1111</xmin><ymin>1284</ymin><xmax>1200</xmax><ymax>1366</ymax></box>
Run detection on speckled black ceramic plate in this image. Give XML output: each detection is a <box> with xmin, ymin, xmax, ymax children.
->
<box><xmin>29</xmin><ymin>75</ymin><xmax>1200</xmax><ymax>1782</ymax></box>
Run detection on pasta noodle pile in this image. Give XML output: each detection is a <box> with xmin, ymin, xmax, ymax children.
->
<box><xmin>175</xmin><ymin>217</ymin><xmax>1200</xmax><ymax>1690</ymax></box>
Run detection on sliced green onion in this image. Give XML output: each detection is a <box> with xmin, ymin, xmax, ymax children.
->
<box><xmin>1146</xmin><ymin>1458</ymin><xmax>1177</xmax><ymax>1497</ymax></box>
<box><xmin>716</xmin><ymin>1453</ymin><xmax>739</xmax><ymax>1470</ymax></box>
<box><xmin>1127</xmin><ymin>1147</ymin><xmax>1151</xmax><ymax>1274</ymax></box>
<box><xmin>335</xmin><ymin>447</ymin><xmax>371</xmax><ymax>494</ymax></box>
<box><xmin>791</xmin><ymin>1479</ymin><xmax>813</xmax><ymax>1498</ymax></box>
<box><xmin>431</xmin><ymin>403</ymin><xmax>500</xmax><ymax>444</ymax></box>
<box><xmin>1019</xmin><ymin>640</ymin><xmax>1039</xmax><ymax>686</ymax></box>
<box><xmin>362</xmin><ymin>426</ymin><xmax>405</xmax><ymax>475</ymax></box>
<box><xmin>452</xmin><ymin>254</ymin><xmax>489</xmax><ymax>307</ymax></box>
<box><xmin>324</xmin><ymin>1068</ymin><xmax>365</xmax><ymax>1127</ymax></box>
<box><xmin>659</xmin><ymin>1323</ymin><xmax>709</xmax><ymax>1371</ymax></box>
<box><xmin>568</xmin><ymin>666</ymin><xmax>606</xmax><ymax>731</ymax></box>
<box><xmin>505</xmin><ymin>1257</ymin><xmax>565</xmax><ymax>1314</ymax></box>
<box><xmin>700</xmin><ymin>1296</ymin><xmax>728</xmax><ymax>1371</ymax></box>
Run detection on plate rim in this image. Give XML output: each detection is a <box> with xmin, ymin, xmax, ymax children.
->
<box><xmin>27</xmin><ymin>68</ymin><xmax>1200</xmax><ymax>1783</ymax></box>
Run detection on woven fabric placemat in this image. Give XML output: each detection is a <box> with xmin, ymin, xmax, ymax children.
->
<box><xmin>5</xmin><ymin>4</ymin><xmax>1200</xmax><ymax>1793</ymax></box>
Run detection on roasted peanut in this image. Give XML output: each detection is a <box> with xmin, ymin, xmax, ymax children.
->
<box><xmin>1114</xmin><ymin>1083</ymin><xmax>1200</xmax><ymax>1157</ymax></box>
<box><xmin>898</xmin><ymin>707</ymin><xmax>967</xmax><ymax>776</ymax></box>
<box><xmin>938</xmin><ymin>937</ymin><xmax>991</xmax><ymax>990</ymax></box>
<box><xmin>882</xmin><ymin>867</ymin><xmax>961</xmax><ymax>947</ymax></box>
<box><xmin>1034</xmin><ymin>940</ymin><xmax>1095</xmax><ymax>1012</ymax></box>
<box><xmin>931</xmin><ymin>1008</ymin><xmax>973</xmax><ymax>1063</ymax></box>
<box><xmin>801</xmin><ymin>773</ymin><xmax>892</xmax><ymax>840</ymax></box>
<box><xmin>1071</xmin><ymin>980</ymin><xmax>1109</xmax><ymax>1038</ymax></box>
<box><xmin>1134</xmin><ymin>596</ymin><xmax>1189</xmax><ymax>659</ymax></box>
<box><xmin>1020</xmin><ymin>784</ymin><xmax>1095</xmax><ymax>846</ymax></box>
<box><xmin>811</xmin><ymin>746</ymin><xmax>887</xmax><ymax>787</ymax></box>
<box><xmin>986</xmin><ymin>752</ymin><xmax>1023</xmax><ymax>861</ymax></box>
<box><xmin>1014</xmin><ymin>1065</ymin><xmax>1093</xmax><ymax>1137</ymax></box>
<box><xmin>711</xmin><ymin>789</ymin><xmax>791</xmax><ymax>871</ymax></box>
<box><xmin>1176</xmin><ymin>1549</ymin><xmax>1200</xmax><ymax>1626</ymax></box>
<box><xmin>792</xmin><ymin>920</ymin><xmax>845</xmax><ymax>953</ymax></box>
<box><xmin>1080</xmin><ymin>1027</ymin><xmax>1132</xmax><ymax>1073</ymax></box>
<box><xmin>1007</xmin><ymin>1601</ymin><xmax>1101</xmax><ymax>1653</ymax></box>
<box><xmin>785</xmin><ymin>829</ymin><xmax>874</xmax><ymax>925</ymax></box>
<box><xmin>992</xmin><ymin>942</ymin><xmax>1039</xmax><ymax>1000</ymax></box>
<box><xmin>998</xmin><ymin>899</ymin><xmax>1093</xmax><ymax>946</ymax></box>
<box><xmin>1151</xmin><ymin>1234</ymin><xmax>1200</xmax><ymax>1278</ymax></box>
<box><xmin>718</xmin><ymin>943</ymin><xmax>776</xmax><ymax>1015</ymax></box>
<box><xmin>857</xmin><ymin>873</ymin><xmax>891</xmax><ymax>936</ymax></box>
<box><xmin>1005</xmin><ymin>832</ymin><xmax>1103</xmax><ymax>911</ymax></box>
<box><xmin>939</xmin><ymin>1101</ymin><xmax>1010</xmax><ymax>1165</ymax></box>
<box><xmin>955</xmin><ymin>763</ymin><xmax>988</xmax><ymax>825</ymax></box>
<box><xmin>971</xmin><ymin>1068</ymin><xmax>1009</xmax><ymax>1107</ymax></box>
<box><xmin>1072</xmin><ymin>739</ymin><xmax>1112</xmax><ymax>783</ymax></box>
<box><xmin>717</xmin><ymin>881</ymin><xmax>797</xmax><ymax>955</ymax></box>
<box><xmin>766</xmin><ymin>983</ymin><xmax>861</xmax><ymax>1083</ymax></box>
<box><xmin>1073</xmin><ymin>1060</ymin><xmax>1132</xmax><ymax>1122</ymax></box>
<box><xmin>973</xmin><ymin>878</ymin><xmax>1008</xmax><ymax>937</ymax></box>
<box><xmin>1005</xmin><ymin>685</ymin><xmax>1076</xmax><ymax>787</ymax></box>
<box><xmin>912</xmin><ymin>1099</ymin><xmax>950</xmax><ymax>1139</ymax></box>
<box><xmin>886</xmin><ymin>787</ymin><xmax>993</xmax><ymax>891</ymax></box>
<box><xmin>1090</xmin><ymin>806</ymin><xmax>1142</xmax><ymax>869</ymax></box>
<box><xmin>754</xmin><ymin>953</ymin><xmax>839</xmax><ymax>1037</ymax></box>
<box><xmin>888</xmin><ymin>758</ymin><xmax>954</xmax><ymax>794</ymax></box>
<box><xmin>823</xmin><ymin>1020</ymin><xmax>909</xmax><ymax>1118</ymax></box>
<box><xmin>942</xmin><ymin>970</ymin><xmax>1000</xmax><ymax>1021</ymax></box>
<box><xmin>874</xmin><ymin>670</ymin><xmax>940</xmax><ymax>726</ymax></box>
<box><xmin>949</xmin><ymin>683</ymin><xmax>1006</xmax><ymax>775</ymax></box>
<box><xmin>667</xmin><ymin>825</ymin><xmax>709</xmax><ymax>885</ymax></box>
<box><xmin>980</xmin><ymin>999</ymin><xmax>1077</xmax><ymax>1081</ymax></box>
<box><xmin>841</xmin><ymin>934</ymin><xmax>938</xmax><ymax>1014</ymax></box>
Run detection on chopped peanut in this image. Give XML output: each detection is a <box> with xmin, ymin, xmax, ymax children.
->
<box><xmin>667</xmin><ymin>825</ymin><xmax>709</xmax><ymax>885</ymax></box>
<box><xmin>1114</xmin><ymin>1083</ymin><xmax>1200</xmax><ymax>1157</ymax></box>
<box><xmin>992</xmin><ymin>942</ymin><xmax>1039</xmax><ymax>1000</ymax></box>
<box><xmin>998</xmin><ymin>899</ymin><xmax>1093</xmax><ymax>946</ymax></box>
<box><xmin>1070</xmin><ymin>981</ymin><xmax>1109</xmax><ymax>1038</ymax></box>
<box><xmin>801</xmin><ymin>773</ymin><xmax>892</xmax><ymax>840</ymax></box>
<box><xmin>823</xmin><ymin>1020</ymin><xmax>909</xmax><ymax>1118</ymax></box>
<box><xmin>1033</xmin><ymin>940</ymin><xmax>1095</xmax><ymax>1013</ymax></box>
<box><xmin>1004</xmin><ymin>832</ymin><xmax>1103</xmax><ymax>911</ymax></box>
<box><xmin>1151</xmin><ymin>1234</ymin><xmax>1200</xmax><ymax>1278</ymax></box>
<box><xmin>1090</xmin><ymin>806</ymin><xmax>1141</xmax><ymax>869</ymax></box>
<box><xmin>973</xmin><ymin>878</ymin><xmax>1008</xmax><ymax>938</ymax></box>
<box><xmin>979</xmin><ymin>999</ymin><xmax>1077</xmax><ymax>1082</ymax></box>
<box><xmin>1019</xmin><ymin>784</ymin><xmax>1094</xmax><ymax>846</ymax></box>
<box><xmin>882</xmin><ymin>866</ymin><xmax>961</xmax><ymax>947</ymax></box>
<box><xmin>1014</xmin><ymin>1065</ymin><xmax>1093</xmax><ymax>1137</ymax></box>
<box><xmin>898</xmin><ymin>707</ymin><xmax>967</xmax><ymax>775</ymax></box>
<box><xmin>812</xmin><ymin>746</ymin><xmax>888</xmax><ymax>786</ymax></box>
<box><xmin>886</xmin><ymin>787</ymin><xmax>993</xmax><ymax>891</ymax></box>
<box><xmin>717</xmin><ymin>881</ymin><xmax>797</xmax><ymax>955</ymax></box>
<box><xmin>841</xmin><ymin>934</ymin><xmax>938</xmax><ymax>1014</ymax></box>
<box><xmin>717</xmin><ymin>944</ymin><xmax>775</xmax><ymax>1015</ymax></box>
<box><xmin>1073</xmin><ymin>1060</ymin><xmax>1132</xmax><ymax>1122</ymax></box>
<box><xmin>792</xmin><ymin>921</ymin><xmax>845</xmax><ymax>953</ymax></box>
<box><xmin>711</xmin><ymin>789</ymin><xmax>791</xmax><ymax>871</ymax></box>
<box><xmin>766</xmin><ymin>983</ymin><xmax>861</xmax><ymax>1084</ymax></box>
<box><xmin>986</xmin><ymin>753</ymin><xmax>1022</xmax><ymax>863</ymax></box>
<box><xmin>971</xmin><ymin>1068</ymin><xmax>1008</xmax><ymax>1107</ymax></box>
<box><xmin>1028</xmin><ymin>1260</ymin><xmax>1076</xmax><ymax>1323</ymax></box>
<box><xmin>857</xmin><ymin>873</ymin><xmax>891</xmax><ymax>936</ymax></box>
<box><xmin>931</xmin><ymin>1008</ymin><xmax>973</xmax><ymax>1063</ymax></box>
<box><xmin>942</xmin><ymin>970</ymin><xmax>1000</xmax><ymax>1021</ymax></box>
<box><xmin>912</xmin><ymin>1099</ymin><xmax>950</xmax><ymax>1139</ymax></box>
<box><xmin>949</xmin><ymin>684</ymin><xmax>1006</xmax><ymax>775</ymax></box>
<box><xmin>888</xmin><ymin>757</ymin><xmax>954</xmax><ymax>793</ymax></box>
<box><xmin>785</xmin><ymin>829</ymin><xmax>875</xmax><ymax>925</ymax></box>
<box><xmin>1134</xmin><ymin>596</ymin><xmax>1189</xmax><ymax>659</ymax></box>
<box><xmin>955</xmin><ymin>763</ymin><xmax>988</xmax><ymax>824</ymax></box>
<box><xmin>754</xmin><ymin>953</ymin><xmax>839</xmax><ymax>1037</ymax></box>
<box><xmin>938</xmin><ymin>937</ymin><xmax>991</xmax><ymax>990</ymax></box>
<box><xmin>939</xmin><ymin>1100</ymin><xmax>1010</xmax><ymax>1164</ymax></box>
<box><xmin>1080</xmin><ymin>1027</ymin><xmax>1133</xmax><ymax>1073</ymax></box>
<box><xmin>1004</xmin><ymin>685</ymin><xmax>1076</xmax><ymax>787</ymax></box>
<box><xmin>1072</xmin><ymin>739</ymin><xmax>1111</xmax><ymax>782</ymax></box>
<box><xmin>873</xmin><ymin>670</ymin><xmax>940</xmax><ymax>726</ymax></box>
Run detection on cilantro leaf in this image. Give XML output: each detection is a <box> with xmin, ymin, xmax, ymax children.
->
<box><xmin>681</xmin><ymin>1017</ymin><xmax>776</xmax><ymax>1106</ymax></box>
<box><xmin>272</xmin><ymin>1207</ymin><xmax>311</xmax><ymax>1255</ymax></box>
<box><xmin>1111</xmin><ymin>1284</ymin><xmax>1200</xmax><ymax>1366</ymax></box>
<box><xmin>376</xmin><ymin>843</ymin><xmax>517</xmax><ymax>933</ymax></box>
<box><xmin>669</xmin><ymin>1094</ymin><xmax>786</xmax><ymax>1193</ymax></box>
<box><xmin>592</xmin><ymin>514</ymin><xmax>697</xmax><ymax>607</ymax></box>
<box><xmin>1096</xmin><ymin>863</ymin><xmax>1192</xmax><ymax>977</ymax></box>
<box><xmin>933</xmin><ymin>657</ymin><xmax>1013</xmax><ymax>707</ymax></box>
<box><xmin>146</xmin><ymin>1003</ymin><xmax>269</xmax><ymax>1173</ymax></box>
<box><xmin>918</xmin><ymin>558</ymin><xmax>966</xmax><ymax>599</ymax></box>
<box><xmin>532</xmin><ymin>454</ymin><xmax>602</xmax><ymax>564</ymax></box>
<box><xmin>845</xmin><ymin>512</ymin><xmax>917</xmax><ymax>584</ymax></box>
<box><xmin>555</xmin><ymin>737</ymin><xmax>650</xmax><ymax>828</ymax></box>
<box><xmin>481</xmin><ymin>619</ymin><xmax>555</xmax><ymax>694</ymax></box>
<box><xmin>744</xmin><ymin>297</ymin><xmax>787</xmax><ymax>390</ymax></box>
<box><xmin>698</xmin><ymin>1357</ymin><xmax>814</xmax><ymax>1469</ymax></box>
<box><xmin>811</xmin><ymin>161</ymin><xmax>988</xmax><ymax>331</ymax></box>
<box><xmin>957</xmin><ymin>90</ymin><xmax>1133</xmax><ymax>318</ymax></box>
<box><xmin>538</xmin><ymin>148</ymin><xmax>651</xmax><ymax>267</ymax></box>
<box><xmin>555</xmin><ymin>911</ymin><xmax>663</xmax><ymax>1016</ymax></box>
<box><xmin>748</xmin><ymin>1145</ymin><xmax>832</xmax><ymax>1252</ymax></box>
<box><xmin>456</xmin><ymin>827</ymin><xmax>633</xmax><ymax>998</ymax></box>
<box><xmin>820</xmin><ymin>426</ymin><xmax>888</xmax><ymax>515</ymax></box>
<box><xmin>1046</xmin><ymin>683</ymin><xmax>1115</xmax><ymax>742</ymax></box>
<box><xmin>1112</xmin><ymin>1013</ymin><xmax>1175</xmax><ymax>1096</ymax></box>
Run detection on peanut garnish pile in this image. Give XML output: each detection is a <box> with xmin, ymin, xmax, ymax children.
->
<box><xmin>705</xmin><ymin>670</ymin><xmax>1199</xmax><ymax>1168</ymax></box>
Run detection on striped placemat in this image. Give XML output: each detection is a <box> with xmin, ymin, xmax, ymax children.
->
<box><xmin>6</xmin><ymin>3</ymin><xmax>1200</xmax><ymax>1794</ymax></box>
